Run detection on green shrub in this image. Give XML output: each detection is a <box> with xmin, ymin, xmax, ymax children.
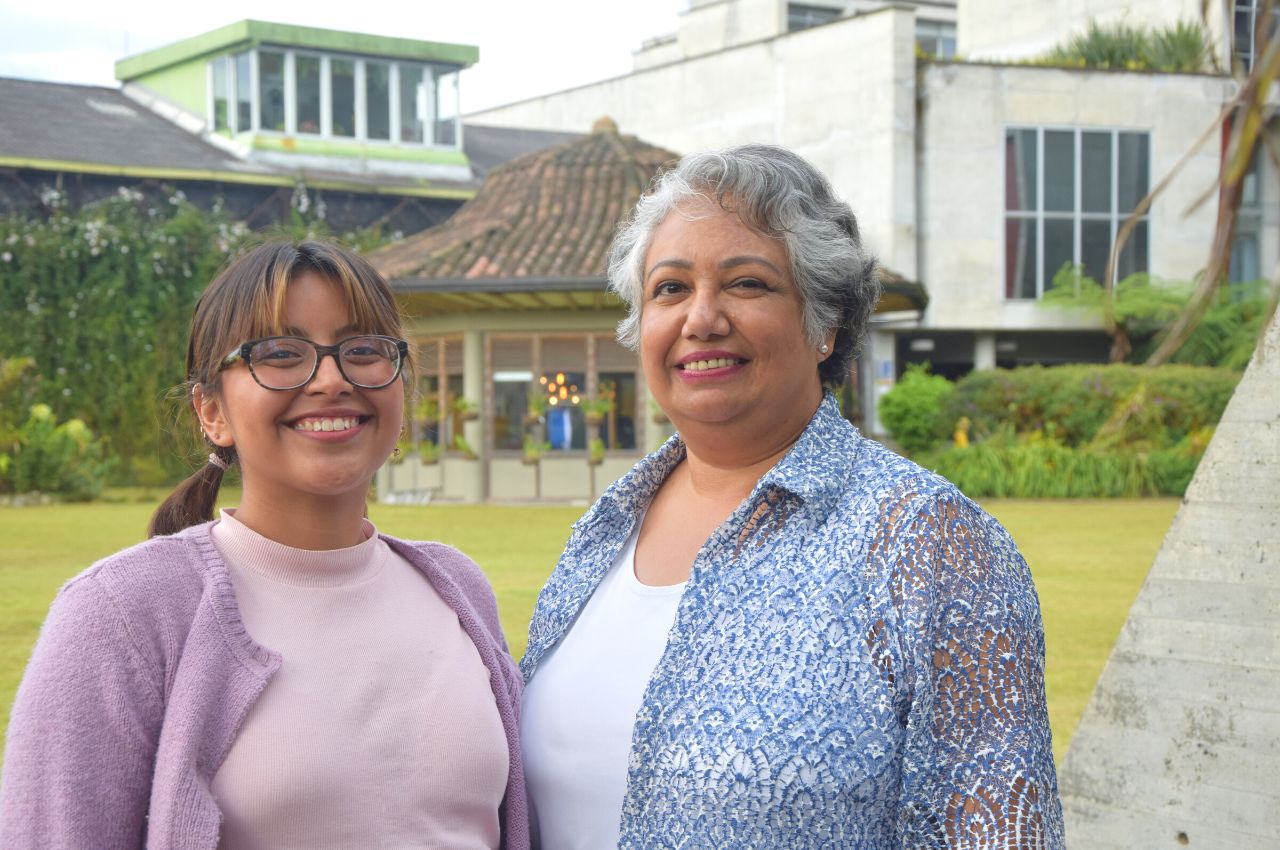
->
<box><xmin>878</xmin><ymin>364</ymin><xmax>954</xmax><ymax>453</ymax></box>
<box><xmin>942</xmin><ymin>364</ymin><xmax>1238</xmax><ymax>449</ymax></box>
<box><xmin>2</xmin><ymin>404</ymin><xmax>114</xmax><ymax>500</ymax></box>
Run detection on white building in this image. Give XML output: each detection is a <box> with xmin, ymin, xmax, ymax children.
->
<box><xmin>469</xmin><ymin>0</ymin><xmax>1277</xmax><ymax>433</ymax></box>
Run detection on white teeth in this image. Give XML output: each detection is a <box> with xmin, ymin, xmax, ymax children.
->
<box><xmin>683</xmin><ymin>358</ymin><xmax>739</xmax><ymax>372</ymax></box>
<box><xmin>294</xmin><ymin>417</ymin><xmax>359</xmax><ymax>432</ymax></box>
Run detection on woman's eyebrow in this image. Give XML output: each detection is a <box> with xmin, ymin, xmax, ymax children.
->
<box><xmin>720</xmin><ymin>255</ymin><xmax>784</xmax><ymax>275</ymax></box>
<box><xmin>645</xmin><ymin>258</ymin><xmax>693</xmax><ymax>279</ymax></box>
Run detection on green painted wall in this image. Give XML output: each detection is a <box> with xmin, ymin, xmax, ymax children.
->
<box><xmin>251</xmin><ymin>135</ymin><xmax>469</xmax><ymax>165</ymax></box>
<box><xmin>132</xmin><ymin>58</ymin><xmax>207</xmax><ymax>115</ymax></box>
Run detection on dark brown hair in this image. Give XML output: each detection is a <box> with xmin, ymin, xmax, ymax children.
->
<box><xmin>148</xmin><ymin>240</ymin><xmax>408</xmax><ymax>537</ymax></box>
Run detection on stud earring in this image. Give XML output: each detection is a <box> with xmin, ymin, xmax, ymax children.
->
<box><xmin>819</xmin><ymin>344</ymin><xmax>830</xmax><ymax>354</ymax></box>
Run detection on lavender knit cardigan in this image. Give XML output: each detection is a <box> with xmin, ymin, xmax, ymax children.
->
<box><xmin>0</xmin><ymin>522</ymin><xmax>529</xmax><ymax>850</ymax></box>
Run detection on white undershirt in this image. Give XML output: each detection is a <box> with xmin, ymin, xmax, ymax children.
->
<box><xmin>520</xmin><ymin>518</ymin><xmax>686</xmax><ymax>850</ymax></box>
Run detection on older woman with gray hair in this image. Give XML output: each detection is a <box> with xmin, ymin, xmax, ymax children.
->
<box><xmin>520</xmin><ymin>144</ymin><xmax>1063</xmax><ymax>849</ymax></box>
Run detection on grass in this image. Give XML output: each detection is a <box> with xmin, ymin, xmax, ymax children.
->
<box><xmin>0</xmin><ymin>494</ymin><xmax>1178</xmax><ymax>768</ymax></box>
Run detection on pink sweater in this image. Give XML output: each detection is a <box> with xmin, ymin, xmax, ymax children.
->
<box><xmin>0</xmin><ymin>521</ymin><xmax>529</xmax><ymax>850</ymax></box>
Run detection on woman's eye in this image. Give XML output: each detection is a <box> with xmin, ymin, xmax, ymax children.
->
<box><xmin>652</xmin><ymin>281</ymin><xmax>684</xmax><ymax>298</ymax></box>
<box><xmin>732</xmin><ymin>277</ymin><xmax>768</xmax><ymax>291</ymax></box>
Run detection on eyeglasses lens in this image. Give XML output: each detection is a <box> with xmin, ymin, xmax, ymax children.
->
<box><xmin>249</xmin><ymin>337</ymin><xmax>400</xmax><ymax>389</ymax></box>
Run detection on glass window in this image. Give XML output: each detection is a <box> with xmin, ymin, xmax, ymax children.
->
<box><xmin>915</xmin><ymin>20</ymin><xmax>957</xmax><ymax>59</ymax></box>
<box><xmin>366</xmin><ymin>62</ymin><xmax>391</xmax><ymax>141</ymax></box>
<box><xmin>399</xmin><ymin>64</ymin><xmax>426</xmax><ymax>143</ymax></box>
<box><xmin>415</xmin><ymin>340</ymin><xmax>442</xmax><ymax>448</ymax></box>
<box><xmin>1231</xmin><ymin>151</ymin><xmax>1264</xmax><ymax>284</ymax></box>
<box><xmin>441</xmin><ymin>339</ymin><xmax>466</xmax><ymax>452</ymax></box>
<box><xmin>211</xmin><ymin>58</ymin><xmax>229</xmax><ymax>132</ymax></box>
<box><xmin>541</xmin><ymin>337</ymin><xmax>587</xmax><ymax>452</ymax></box>
<box><xmin>296</xmin><ymin>55</ymin><xmax>321</xmax><ymax>134</ymax></box>
<box><xmin>1005</xmin><ymin>127</ymin><xmax>1150</xmax><ymax>298</ymax></box>
<box><xmin>1081</xmin><ymin>132</ymin><xmax>1111</xmax><ymax>213</ymax></box>
<box><xmin>331</xmin><ymin>59</ymin><xmax>356</xmax><ymax>137</ymax></box>
<box><xmin>1005</xmin><ymin>218</ymin><xmax>1038</xmax><ymax>299</ymax></box>
<box><xmin>1005</xmin><ymin>129</ymin><xmax>1037</xmax><ymax>211</ymax></box>
<box><xmin>235</xmin><ymin>51</ymin><xmax>252</xmax><ymax>131</ymax></box>
<box><xmin>597</xmin><ymin>335</ymin><xmax>639</xmax><ymax>451</ymax></box>
<box><xmin>491</xmin><ymin>337</ymin><xmax>532</xmax><ymax>451</ymax></box>
<box><xmin>788</xmin><ymin>3</ymin><xmax>840</xmax><ymax>32</ymax></box>
<box><xmin>433</xmin><ymin>69</ymin><xmax>459</xmax><ymax>147</ymax></box>
<box><xmin>1044</xmin><ymin>131</ymin><xmax>1075</xmax><ymax>212</ymax></box>
<box><xmin>258</xmin><ymin>51</ymin><xmax>285</xmax><ymax>131</ymax></box>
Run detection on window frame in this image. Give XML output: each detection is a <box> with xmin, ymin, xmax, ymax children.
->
<box><xmin>205</xmin><ymin>47</ymin><xmax>459</xmax><ymax>149</ymax></box>
<box><xmin>1003</xmin><ymin>125</ymin><xmax>1153</xmax><ymax>300</ymax></box>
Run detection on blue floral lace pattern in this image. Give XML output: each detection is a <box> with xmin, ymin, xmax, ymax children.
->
<box><xmin>522</xmin><ymin>395</ymin><xmax>1065</xmax><ymax>849</ymax></box>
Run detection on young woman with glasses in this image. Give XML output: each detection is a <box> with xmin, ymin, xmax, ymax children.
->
<box><xmin>0</xmin><ymin>241</ymin><xmax>529</xmax><ymax>849</ymax></box>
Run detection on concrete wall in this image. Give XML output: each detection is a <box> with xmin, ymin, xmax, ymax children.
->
<box><xmin>469</xmin><ymin>8</ymin><xmax>920</xmax><ymax>277</ymax></box>
<box><xmin>1058</xmin><ymin>311</ymin><xmax>1280</xmax><ymax>849</ymax></box>
<box><xmin>958</xmin><ymin>0</ymin><xmax>1230</xmax><ymax>70</ymax></box>
<box><xmin>917</xmin><ymin>62</ymin><xmax>1232</xmax><ymax>330</ymax></box>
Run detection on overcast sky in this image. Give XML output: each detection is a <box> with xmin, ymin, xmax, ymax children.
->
<box><xmin>0</xmin><ymin>0</ymin><xmax>687</xmax><ymax>113</ymax></box>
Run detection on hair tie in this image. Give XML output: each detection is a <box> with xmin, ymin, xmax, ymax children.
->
<box><xmin>207</xmin><ymin>452</ymin><xmax>230</xmax><ymax>472</ymax></box>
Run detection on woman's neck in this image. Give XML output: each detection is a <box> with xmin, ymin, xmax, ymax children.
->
<box><xmin>231</xmin><ymin>488</ymin><xmax>370</xmax><ymax>550</ymax></box>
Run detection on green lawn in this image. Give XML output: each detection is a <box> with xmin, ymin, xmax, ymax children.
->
<box><xmin>0</xmin><ymin>495</ymin><xmax>1178</xmax><ymax>767</ymax></box>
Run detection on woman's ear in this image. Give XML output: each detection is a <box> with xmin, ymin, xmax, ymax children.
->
<box><xmin>193</xmin><ymin>384</ymin><xmax>235</xmax><ymax>448</ymax></box>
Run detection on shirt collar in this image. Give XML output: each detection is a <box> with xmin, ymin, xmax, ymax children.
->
<box><xmin>598</xmin><ymin>392</ymin><xmax>862</xmax><ymax>520</ymax></box>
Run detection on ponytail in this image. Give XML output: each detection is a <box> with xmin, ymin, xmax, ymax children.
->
<box><xmin>147</xmin><ymin>448</ymin><xmax>235</xmax><ymax>537</ymax></box>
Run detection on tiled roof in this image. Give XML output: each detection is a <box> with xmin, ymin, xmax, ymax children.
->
<box><xmin>369</xmin><ymin>117</ymin><xmax>679</xmax><ymax>283</ymax></box>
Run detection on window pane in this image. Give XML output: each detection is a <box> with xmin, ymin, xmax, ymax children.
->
<box><xmin>1005</xmin><ymin>217</ymin><xmax>1038</xmax><ymax>298</ymax></box>
<box><xmin>1044</xmin><ymin>219</ymin><xmax>1075</xmax><ymax>289</ymax></box>
<box><xmin>211</xmin><ymin>59</ymin><xmax>229</xmax><ymax>131</ymax></box>
<box><xmin>1044</xmin><ymin>130</ymin><xmax>1075</xmax><ymax>212</ymax></box>
<box><xmin>296</xmin><ymin>55</ymin><xmax>320</xmax><ymax>134</ymax></box>
<box><xmin>1117</xmin><ymin>132</ymin><xmax>1149</xmax><ymax>212</ymax></box>
<box><xmin>235</xmin><ymin>52</ymin><xmax>252</xmax><ymax>131</ymax></box>
<box><xmin>415</xmin><ymin>340</ymin><xmax>441</xmax><ymax>446</ymax></box>
<box><xmin>541</xmin><ymin>337</ymin><xmax>586</xmax><ymax>451</ymax></box>
<box><xmin>1117</xmin><ymin>221</ymin><xmax>1149</xmax><ymax>280</ymax></box>
<box><xmin>399</xmin><ymin>64</ymin><xmax>425</xmax><ymax>143</ymax></box>
<box><xmin>1230</xmin><ymin>227</ymin><xmax>1261</xmax><ymax>283</ymax></box>
<box><xmin>332</xmin><ymin>59</ymin><xmax>355</xmax><ymax>137</ymax></box>
<box><xmin>491</xmin><ymin>337</ymin><xmax>532</xmax><ymax>451</ymax></box>
<box><xmin>433</xmin><ymin>70</ymin><xmax>459</xmax><ymax>146</ymax></box>
<box><xmin>366</xmin><ymin>62</ymin><xmax>390</xmax><ymax>140</ymax></box>
<box><xmin>1081</xmin><ymin>132</ymin><xmax>1112</xmax><ymax>213</ymax></box>
<box><xmin>598</xmin><ymin>373</ymin><xmax>637</xmax><ymax>450</ymax></box>
<box><xmin>258</xmin><ymin>51</ymin><xmax>285</xmax><ymax>131</ymax></box>
<box><xmin>1005</xmin><ymin>129</ymin><xmax>1037</xmax><ymax>211</ymax></box>
<box><xmin>1081</xmin><ymin>219</ymin><xmax>1113</xmax><ymax>283</ymax></box>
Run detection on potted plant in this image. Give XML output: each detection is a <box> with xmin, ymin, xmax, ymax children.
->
<box><xmin>415</xmin><ymin>394</ymin><xmax>440</xmax><ymax>427</ymax></box>
<box><xmin>452</xmin><ymin>397</ymin><xmax>479</xmax><ymax>422</ymax></box>
<box><xmin>524</xmin><ymin>391</ymin><xmax>548</xmax><ymax>427</ymax></box>
<box><xmin>582</xmin><ymin>396</ymin><xmax>614</xmax><ymax>427</ymax></box>
<box><xmin>418</xmin><ymin>439</ymin><xmax>441</xmax><ymax>465</ymax></box>
<box><xmin>588</xmin><ymin>437</ymin><xmax>606</xmax><ymax>466</ymax></box>
<box><xmin>522</xmin><ymin>435</ymin><xmax>550</xmax><ymax>465</ymax></box>
<box><xmin>452</xmin><ymin>434</ymin><xmax>478</xmax><ymax>460</ymax></box>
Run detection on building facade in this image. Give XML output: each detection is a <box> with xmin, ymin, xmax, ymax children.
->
<box><xmin>468</xmin><ymin>0</ymin><xmax>1277</xmax><ymax>432</ymax></box>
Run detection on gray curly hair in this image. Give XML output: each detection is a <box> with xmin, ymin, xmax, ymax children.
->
<box><xmin>607</xmin><ymin>143</ymin><xmax>880</xmax><ymax>387</ymax></box>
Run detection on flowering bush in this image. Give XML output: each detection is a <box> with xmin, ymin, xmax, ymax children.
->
<box><xmin>0</xmin><ymin>186</ymin><xmax>395</xmax><ymax>486</ymax></box>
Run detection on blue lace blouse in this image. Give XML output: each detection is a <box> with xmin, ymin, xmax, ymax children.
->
<box><xmin>522</xmin><ymin>395</ymin><xmax>1065</xmax><ymax>848</ymax></box>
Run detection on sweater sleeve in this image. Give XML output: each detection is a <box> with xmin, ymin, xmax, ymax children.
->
<box><xmin>0</xmin><ymin>573</ymin><xmax>164</xmax><ymax>850</ymax></box>
<box><xmin>890</xmin><ymin>491</ymin><xmax>1065</xmax><ymax>849</ymax></box>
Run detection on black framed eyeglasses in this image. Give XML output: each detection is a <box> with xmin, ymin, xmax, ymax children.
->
<box><xmin>219</xmin><ymin>335</ymin><xmax>409</xmax><ymax>391</ymax></box>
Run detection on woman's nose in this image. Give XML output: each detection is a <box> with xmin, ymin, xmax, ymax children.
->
<box><xmin>306</xmin><ymin>351</ymin><xmax>353</xmax><ymax>393</ymax></box>
<box><xmin>681</xmin><ymin>288</ymin><xmax>731</xmax><ymax>339</ymax></box>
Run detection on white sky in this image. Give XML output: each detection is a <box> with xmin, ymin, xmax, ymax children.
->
<box><xmin>0</xmin><ymin>0</ymin><xmax>688</xmax><ymax>113</ymax></box>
